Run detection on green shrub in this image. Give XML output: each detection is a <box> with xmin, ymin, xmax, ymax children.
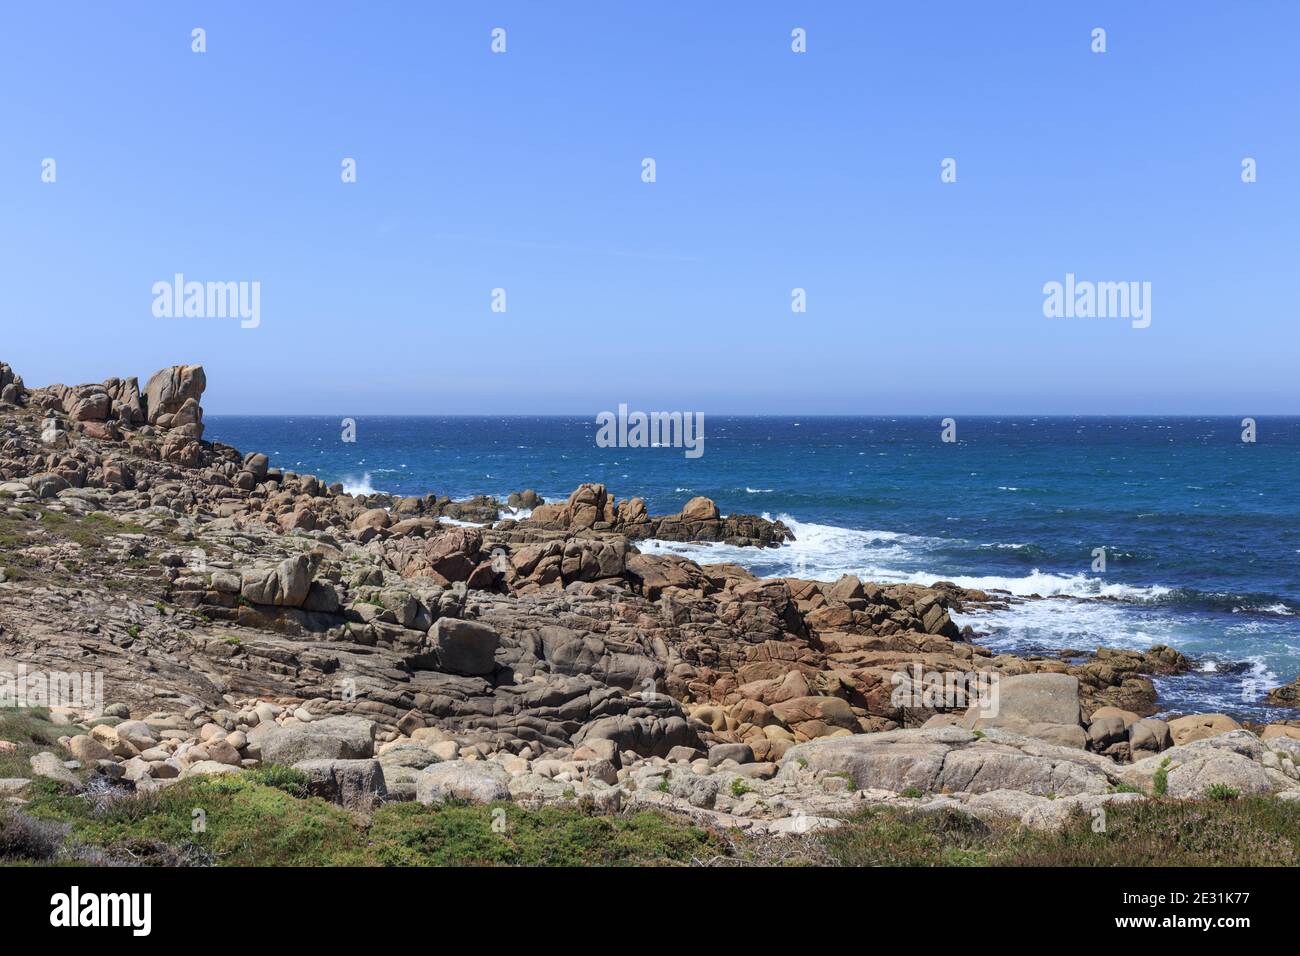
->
<box><xmin>244</xmin><ymin>765</ymin><xmax>310</xmax><ymax>797</ymax></box>
<box><xmin>365</xmin><ymin>803</ymin><xmax>719</xmax><ymax>866</ymax></box>
<box><xmin>1202</xmin><ymin>784</ymin><xmax>1240</xmax><ymax>802</ymax></box>
<box><xmin>1153</xmin><ymin>757</ymin><xmax>1172</xmax><ymax>797</ymax></box>
<box><xmin>24</xmin><ymin>775</ymin><xmax>362</xmax><ymax>866</ymax></box>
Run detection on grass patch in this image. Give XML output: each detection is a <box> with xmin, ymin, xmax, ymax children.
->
<box><xmin>0</xmin><ymin>707</ymin><xmax>81</xmax><ymax>779</ymax></box>
<box><xmin>1202</xmin><ymin>783</ymin><xmax>1240</xmax><ymax>801</ymax></box>
<box><xmin>21</xmin><ymin>775</ymin><xmax>365</xmax><ymax>867</ymax></box>
<box><xmin>10</xmin><ymin>773</ymin><xmax>724</xmax><ymax>867</ymax></box>
<box><xmin>36</xmin><ymin>509</ymin><xmax>140</xmax><ymax>548</ymax></box>
<box><xmin>244</xmin><ymin>764</ymin><xmax>309</xmax><ymax>797</ymax></box>
<box><xmin>814</xmin><ymin>807</ymin><xmax>998</xmax><ymax>866</ymax></box>
<box><xmin>365</xmin><ymin>802</ymin><xmax>720</xmax><ymax>866</ymax></box>
<box><xmin>811</xmin><ymin>797</ymin><xmax>1300</xmax><ymax>867</ymax></box>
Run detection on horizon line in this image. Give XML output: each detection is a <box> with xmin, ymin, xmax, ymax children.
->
<box><xmin>202</xmin><ymin>411</ymin><xmax>1300</xmax><ymax>419</ymax></box>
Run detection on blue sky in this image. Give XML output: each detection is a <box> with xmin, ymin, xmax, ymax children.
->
<box><xmin>2</xmin><ymin>1</ymin><xmax>1296</xmax><ymax>414</ymax></box>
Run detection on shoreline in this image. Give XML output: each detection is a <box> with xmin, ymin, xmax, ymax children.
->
<box><xmin>1</xmin><ymin>361</ymin><xmax>1299</xmax><ymax>854</ymax></box>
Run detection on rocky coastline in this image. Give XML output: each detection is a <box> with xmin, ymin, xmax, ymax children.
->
<box><xmin>2</xmin><ymin>361</ymin><xmax>1299</xmax><ymax>860</ymax></box>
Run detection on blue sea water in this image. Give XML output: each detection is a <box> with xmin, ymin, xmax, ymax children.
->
<box><xmin>204</xmin><ymin>415</ymin><xmax>1300</xmax><ymax>720</ymax></box>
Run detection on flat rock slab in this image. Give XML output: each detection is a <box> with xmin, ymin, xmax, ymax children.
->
<box><xmin>779</xmin><ymin>726</ymin><xmax>1119</xmax><ymax>798</ymax></box>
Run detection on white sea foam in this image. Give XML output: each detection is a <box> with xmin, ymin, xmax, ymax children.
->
<box><xmin>439</xmin><ymin>516</ymin><xmax>487</xmax><ymax>528</ymax></box>
<box><xmin>640</xmin><ymin>513</ymin><xmax>1170</xmax><ymax>602</ymax></box>
<box><xmin>341</xmin><ymin>473</ymin><xmax>380</xmax><ymax>496</ymax></box>
<box><xmin>1234</xmin><ymin>602</ymin><xmax>1295</xmax><ymax>616</ymax></box>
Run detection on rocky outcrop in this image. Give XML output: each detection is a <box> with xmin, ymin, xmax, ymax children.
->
<box><xmin>781</xmin><ymin>725</ymin><xmax>1121</xmax><ymax>797</ymax></box>
<box><xmin>521</xmin><ymin>483</ymin><xmax>792</xmax><ymax>547</ymax></box>
<box><xmin>1267</xmin><ymin>676</ymin><xmax>1300</xmax><ymax>708</ymax></box>
<box><xmin>5</xmin><ymin>359</ymin><xmax>1287</xmax><ymax>840</ymax></box>
<box><xmin>962</xmin><ymin>673</ymin><xmax>1087</xmax><ymax>749</ymax></box>
<box><xmin>1119</xmin><ymin>729</ymin><xmax>1299</xmax><ymax>797</ymax></box>
<box><xmin>0</xmin><ymin>362</ymin><xmax>26</xmax><ymax>405</ymax></box>
<box><xmin>1167</xmin><ymin>713</ymin><xmax>1242</xmax><ymax>746</ymax></box>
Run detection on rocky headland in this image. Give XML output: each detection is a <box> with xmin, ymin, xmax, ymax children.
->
<box><xmin>2</xmin><ymin>361</ymin><xmax>1299</xmax><ymax>861</ymax></box>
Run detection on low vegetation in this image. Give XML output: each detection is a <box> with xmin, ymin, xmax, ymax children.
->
<box><xmin>5</xmin><ymin>763</ymin><xmax>1299</xmax><ymax>866</ymax></box>
<box><xmin>3</xmin><ymin>706</ymin><xmax>1296</xmax><ymax>868</ymax></box>
<box><xmin>0</xmin><ymin>708</ymin><xmax>83</xmax><ymax>780</ymax></box>
<box><xmin>4</xmin><ymin>774</ymin><xmax>723</xmax><ymax>867</ymax></box>
<box><xmin>809</xmin><ymin>799</ymin><xmax>1300</xmax><ymax>867</ymax></box>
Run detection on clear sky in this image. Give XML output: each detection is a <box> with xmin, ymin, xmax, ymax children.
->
<box><xmin>2</xmin><ymin>1</ymin><xmax>1296</xmax><ymax>414</ymax></box>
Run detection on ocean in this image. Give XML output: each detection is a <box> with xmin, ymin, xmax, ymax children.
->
<box><xmin>204</xmin><ymin>415</ymin><xmax>1300</xmax><ymax>720</ymax></box>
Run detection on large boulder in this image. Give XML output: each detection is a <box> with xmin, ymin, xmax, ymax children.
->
<box><xmin>566</xmin><ymin>483</ymin><xmax>614</xmax><ymax>530</ymax></box>
<box><xmin>427</xmin><ymin>617</ymin><xmax>500</xmax><ymax>675</ymax></box>
<box><xmin>248</xmin><ymin>716</ymin><xmax>376</xmax><ymax>764</ymax></box>
<box><xmin>0</xmin><ymin>362</ymin><xmax>25</xmax><ymax>405</ymax></box>
<box><xmin>104</xmin><ymin>377</ymin><xmax>145</xmax><ymax>424</ymax></box>
<box><xmin>241</xmin><ymin>554</ymin><xmax>315</xmax><ymax>607</ymax></box>
<box><xmin>29</xmin><ymin>752</ymin><xmax>83</xmax><ymax>790</ymax></box>
<box><xmin>962</xmin><ymin>673</ymin><xmax>1086</xmax><ymax>749</ymax></box>
<box><xmin>1128</xmin><ymin>717</ymin><xmax>1173</xmax><ymax>757</ymax></box>
<box><xmin>1120</xmin><ymin>731</ymin><xmax>1277</xmax><ymax>797</ymax></box>
<box><xmin>415</xmin><ymin>760</ymin><xmax>511</xmax><ymax>805</ymax></box>
<box><xmin>573</xmin><ymin>714</ymin><xmax>701</xmax><ymax>759</ymax></box>
<box><xmin>143</xmin><ymin>364</ymin><xmax>206</xmax><ymax>425</ymax></box>
<box><xmin>680</xmin><ymin>496</ymin><xmax>720</xmax><ymax>521</ymax></box>
<box><xmin>293</xmin><ymin>758</ymin><xmax>388</xmax><ymax>809</ymax></box>
<box><xmin>770</xmin><ymin>695</ymin><xmax>859</xmax><ymax>739</ymax></box>
<box><xmin>1167</xmin><ymin>713</ymin><xmax>1241</xmax><ymax>746</ymax></box>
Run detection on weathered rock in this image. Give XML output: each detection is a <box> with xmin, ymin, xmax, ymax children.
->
<box><xmin>780</xmin><ymin>726</ymin><xmax>1118</xmax><ymax>797</ymax></box>
<box><xmin>143</xmin><ymin>364</ymin><xmax>206</xmax><ymax>426</ymax></box>
<box><xmin>67</xmin><ymin>734</ymin><xmax>112</xmax><ymax>763</ymax></box>
<box><xmin>415</xmin><ymin>760</ymin><xmax>511</xmax><ymax>805</ymax></box>
<box><xmin>29</xmin><ymin>752</ymin><xmax>82</xmax><ymax>789</ymax></box>
<box><xmin>294</xmin><ymin>758</ymin><xmax>388</xmax><ymax>808</ymax></box>
<box><xmin>1120</xmin><ymin>731</ymin><xmax>1280</xmax><ymax>797</ymax></box>
<box><xmin>248</xmin><ymin>716</ymin><xmax>376</xmax><ymax>764</ymax></box>
<box><xmin>1128</xmin><ymin>717</ymin><xmax>1172</xmax><ymax>757</ymax></box>
<box><xmin>241</xmin><ymin>554</ymin><xmax>314</xmax><ymax>607</ymax></box>
<box><xmin>1266</xmin><ymin>677</ymin><xmax>1300</xmax><ymax>708</ymax></box>
<box><xmin>573</xmin><ymin>714</ymin><xmax>701</xmax><ymax>759</ymax></box>
<box><xmin>1167</xmin><ymin>713</ymin><xmax>1241</xmax><ymax>746</ymax></box>
<box><xmin>963</xmin><ymin>673</ymin><xmax>1086</xmax><ymax>749</ymax></box>
<box><xmin>427</xmin><ymin>617</ymin><xmax>500</xmax><ymax>675</ymax></box>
